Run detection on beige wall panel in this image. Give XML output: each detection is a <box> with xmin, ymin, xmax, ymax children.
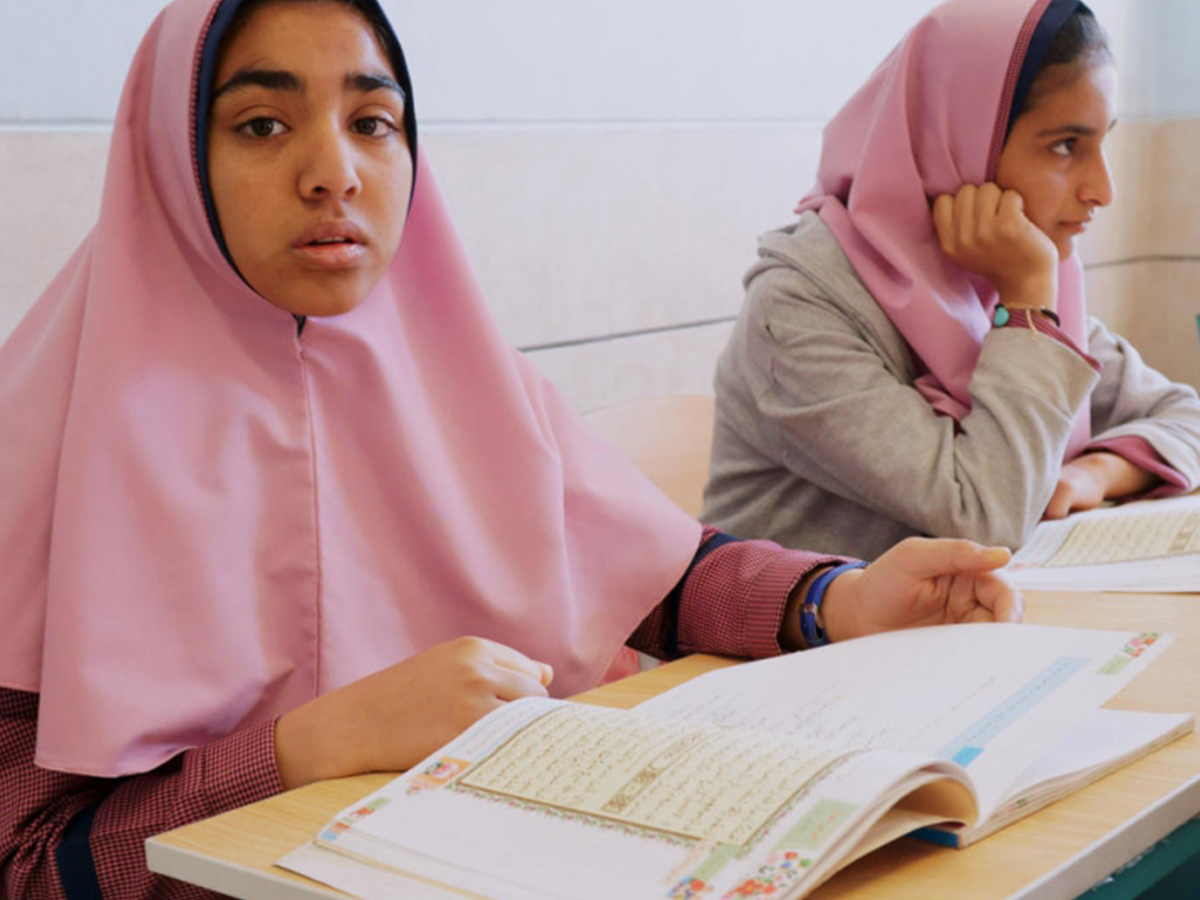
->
<box><xmin>1083</xmin><ymin>262</ymin><xmax>1141</xmax><ymax>337</ymax></box>
<box><xmin>424</xmin><ymin>124</ymin><xmax>821</xmax><ymax>349</ymax></box>
<box><xmin>1148</xmin><ymin>119</ymin><xmax>1200</xmax><ymax>258</ymax></box>
<box><xmin>0</xmin><ymin>132</ymin><xmax>109</xmax><ymax>340</ymax></box>
<box><xmin>1085</xmin><ymin>261</ymin><xmax>1200</xmax><ymax>391</ymax></box>
<box><xmin>1131</xmin><ymin>261</ymin><xmax>1200</xmax><ymax>390</ymax></box>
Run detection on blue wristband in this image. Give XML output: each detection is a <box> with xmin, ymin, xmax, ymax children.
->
<box><xmin>800</xmin><ymin>561</ymin><xmax>867</xmax><ymax>648</ymax></box>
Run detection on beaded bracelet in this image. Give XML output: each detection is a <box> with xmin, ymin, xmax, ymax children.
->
<box><xmin>992</xmin><ymin>305</ymin><xmax>1060</xmax><ymax>328</ymax></box>
<box><xmin>800</xmin><ymin>561</ymin><xmax>868</xmax><ymax>648</ymax></box>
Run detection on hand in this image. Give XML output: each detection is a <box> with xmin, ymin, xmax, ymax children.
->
<box><xmin>932</xmin><ymin>183</ymin><xmax>1059</xmax><ymax>309</ymax></box>
<box><xmin>1043</xmin><ymin>452</ymin><xmax>1160</xmax><ymax>520</ymax></box>
<box><xmin>275</xmin><ymin>637</ymin><xmax>553</xmax><ymax>789</ymax></box>
<box><xmin>821</xmin><ymin>538</ymin><xmax>1022</xmax><ymax>643</ymax></box>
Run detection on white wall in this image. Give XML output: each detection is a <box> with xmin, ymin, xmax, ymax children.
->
<box><xmin>2</xmin><ymin>2</ymin><xmax>942</xmax><ymax>126</ymax></box>
<box><xmin>1126</xmin><ymin>0</ymin><xmax>1200</xmax><ymax>119</ymax></box>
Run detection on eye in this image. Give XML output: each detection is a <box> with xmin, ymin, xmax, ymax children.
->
<box><xmin>238</xmin><ymin>117</ymin><xmax>288</xmax><ymax>139</ymax></box>
<box><xmin>351</xmin><ymin>116</ymin><xmax>399</xmax><ymax>137</ymax></box>
<box><xmin>1050</xmin><ymin>137</ymin><xmax>1077</xmax><ymax>158</ymax></box>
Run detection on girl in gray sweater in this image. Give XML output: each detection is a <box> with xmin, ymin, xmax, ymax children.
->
<box><xmin>704</xmin><ymin>0</ymin><xmax>1200</xmax><ymax>559</ymax></box>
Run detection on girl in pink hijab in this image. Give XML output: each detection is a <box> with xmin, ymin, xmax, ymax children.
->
<box><xmin>0</xmin><ymin>0</ymin><xmax>1020</xmax><ymax>895</ymax></box>
<box><xmin>704</xmin><ymin>0</ymin><xmax>1200</xmax><ymax>560</ymax></box>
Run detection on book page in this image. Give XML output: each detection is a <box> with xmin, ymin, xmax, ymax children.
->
<box><xmin>1039</xmin><ymin>506</ymin><xmax>1200</xmax><ymax>566</ymax></box>
<box><xmin>305</xmin><ymin>698</ymin><xmax>967</xmax><ymax>900</ymax></box>
<box><xmin>1007</xmin><ymin>494</ymin><xmax>1200</xmax><ymax>591</ymax></box>
<box><xmin>638</xmin><ymin>624</ymin><xmax>1173</xmax><ymax>819</ymax></box>
<box><xmin>457</xmin><ymin>703</ymin><xmax>841</xmax><ymax>845</ymax></box>
<box><xmin>966</xmin><ymin>708</ymin><xmax>1193</xmax><ymax>836</ymax></box>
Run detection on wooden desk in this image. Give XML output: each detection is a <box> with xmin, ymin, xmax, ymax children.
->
<box><xmin>147</xmin><ymin>591</ymin><xmax>1200</xmax><ymax>900</ymax></box>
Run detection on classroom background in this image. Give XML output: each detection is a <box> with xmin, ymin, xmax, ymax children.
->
<box><xmin>3</xmin><ymin>0</ymin><xmax>1199</xmax><ymax>410</ymax></box>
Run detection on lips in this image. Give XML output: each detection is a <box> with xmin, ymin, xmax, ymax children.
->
<box><xmin>292</xmin><ymin>220</ymin><xmax>369</xmax><ymax>269</ymax></box>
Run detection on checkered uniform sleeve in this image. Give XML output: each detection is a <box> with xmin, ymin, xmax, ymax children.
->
<box><xmin>0</xmin><ymin>687</ymin><xmax>282</xmax><ymax>899</ymax></box>
<box><xmin>627</xmin><ymin>527</ymin><xmax>849</xmax><ymax>660</ymax></box>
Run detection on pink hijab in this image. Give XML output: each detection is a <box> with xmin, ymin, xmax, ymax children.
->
<box><xmin>0</xmin><ymin>0</ymin><xmax>700</xmax><ymax>777</ymax></box>
<box><xmin>798</xmin><ymin>0</ymin><xmax>1091</xmax><ymax>456</ymax></box>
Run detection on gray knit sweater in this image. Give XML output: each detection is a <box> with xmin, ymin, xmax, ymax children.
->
<box><xmin>702</xmin><ymin>213</ymin><xmax>1200</xmax><ymax>559</ymax></box>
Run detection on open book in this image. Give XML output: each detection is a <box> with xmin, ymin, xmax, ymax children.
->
<box><xmin>280</xmin><ymin>624</ymin><xmax>1190</xmax><ymax>900</ymax></box>
<box><xmin>1008</xmin><ymin>493</ymin><xmax>1200</xmax><ymax>592</ymax></box>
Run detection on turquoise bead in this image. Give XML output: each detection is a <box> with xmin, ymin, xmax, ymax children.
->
<box><xmin>993</xmin><ymin>305</ymin><xmax>1010</xmax><ymax>327</ymax></box>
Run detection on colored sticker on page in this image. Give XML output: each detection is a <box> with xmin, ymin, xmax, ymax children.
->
<box><xmin>721</xmin><ymin>851</ymin><xmax>809</xmax><ymax>900</ymax></box>
<box><xmin>321</xmin><ymin>796</ymin><xmax>391</xmax><ymax>842</ymax></box>
<box><xmin>406</xmin><ymin>757</ymin><xmax>472</xmax><ymax>795</ymax></box>
<box><xmin>777</xmin><ymin>800</ymin><xmax>858</xmax><ymax>852</ymax></box>
<box><xmin>1098</xmin><ymin>633</ymin><xmax>1161</xmax><ymax>676</ymax></box>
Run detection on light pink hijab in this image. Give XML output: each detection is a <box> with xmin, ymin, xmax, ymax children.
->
<box><xmin>798</xmin><ymin>0</ymin><xmax>1091</xmax><ymax>456</ymax></box>
<box><xmin>0</xmin><ymin>0</ymin><xmax>700</xmax><ymax>777</ymax></box>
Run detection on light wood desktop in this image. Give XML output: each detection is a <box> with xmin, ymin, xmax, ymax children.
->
<box><xmin>147</xmin><ymin>589</ymin><xmax>1200</xmax><ymax>900</ymax></box>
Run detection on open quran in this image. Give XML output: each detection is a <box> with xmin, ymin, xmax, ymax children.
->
<box><xmin>280</xmin><ymin>624</ymin><xmax>1189</xmax><ymax>900</ymax></box>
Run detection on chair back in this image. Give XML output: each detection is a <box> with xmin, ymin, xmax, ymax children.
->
<box><xmin>584</xmin><ymin>394</ymin><xmax>715</xmax><ymax>518</ymax></box>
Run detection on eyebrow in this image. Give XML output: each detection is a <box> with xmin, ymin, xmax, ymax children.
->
<box><xmin>347</xmin><ymin>72</ymin><xmax>406</xmax><ymax>100</ymax></box>
<box><xmin>1036</xmin><ymin>119</ymin><xmax>1118</xmax><ymax>138</ymax></box>
<box><xmin>212</xmin><ymin>68</ymin><xmax>300</xmax><ymax>101</ymax></box>
<box><xmin>212</xmin><ymin>68</ymin><xmax>405</xmax><ymax>102</ymax></box>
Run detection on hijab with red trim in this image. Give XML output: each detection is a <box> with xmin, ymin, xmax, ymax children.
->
<box><xmin>797</xmin><ymin>0</ymin><xmax>1094</xmax><ymax>457</ymax></box>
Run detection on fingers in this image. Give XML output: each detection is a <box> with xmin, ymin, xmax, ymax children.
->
<box><xmin>997</xmin><ymin>187</ymin><xmax>1026</xmax><ymax>224</ymax></box>
<box><xmin>931</xmin><ymin>182</ymin><xmax>1057</xmax><ymax>303</ymax></box>
<box><xmin>934</xmin><ymin>183</ymin><xmax>1005</xmax><ymax>252</ymax></box>
<box><xmin>488</xmin><ymin>662</ymin><xmax>552</xmax><ymax>702</ymax></box>
<box><xmin>932</xmin><ymin>193</ymin><xmax>955</xmax><ymax>255</ymax></box>
<box><xmin>947</xmin><ymin>568</ymin><xmax>1024</xmax><ymax>624</ymax></box>
<box><xmin>483</xmin><ymin>639</ymin><xmax>555</xmax><ymax>688</ymax></box>
<box><xmin>1043</xmin><ymin>480</ymin><xmax>1073</xmax><ymax>520</ymax></box>
<box><xmin>882</xmin><ymin>536</ymin><xmax>1012</xmax><ymax>579</ymax></box>
<box><xmin>989</xmin><ymin>577</ymin><xmax>1025</xmax><ymax>623</ymax></box>
<box><xmin>965</xmin><ymin>182</ymin><xmax>1004</xmax><ymax>234</ymax></box>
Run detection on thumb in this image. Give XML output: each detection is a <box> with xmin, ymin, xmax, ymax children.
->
<box><xmin>885</xmin><ymin>537</ymin><xmax>1011</xmax><ymax>578</ymax></box>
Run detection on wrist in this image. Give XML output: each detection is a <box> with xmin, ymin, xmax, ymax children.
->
<box><xmin>276</xmin><ymin>694</ymin><xmax>360</xmax><ymax>790</ymax></box>
<box><xmin>1078</xmin><ymin>450</ymin><xmax>1158</xmax><ymax>500</ymax></box>
<box><xmin>808</xmin><ymin>563</ymin><xmax>867</xmax><ymax>645</ymax></box>
<box><xmin>997</xmin><ymin>270</ymin><xmax>1057</xmax><ymax>311</ymax></box>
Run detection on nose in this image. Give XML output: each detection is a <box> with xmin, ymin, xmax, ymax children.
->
<box><xmin>298</xmin><ymin>125</ymin><xmax>361</xmax><ymax>202</ymax></box>
<box><xmin>1080</xmin><ymin>149</ymin><xmax>1115</xmax><ymax>209</ymax></box>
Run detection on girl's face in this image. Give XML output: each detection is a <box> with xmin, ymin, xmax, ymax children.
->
<box><xmin>207</xmin><ymin>1</ymin><xmax>412</xmax><ymax>317</ymax></box>
<box><xmin>996</xmin><ymin>61</ymin><xmax>1117</xmax><ymax>261</ymax></box>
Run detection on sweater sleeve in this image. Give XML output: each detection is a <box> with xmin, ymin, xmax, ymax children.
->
<box><xmin>0</xmin><ymin>688</ymin><xmax>282</xmax><ymax>900</ymax></box>
<box><xmin>1083</xmin><ymin>317</ymin><xmax>1200</xmax><ymax>493</ymax></box>
<box><xmin>627</xmin><ymin>527</ymin><xmax>847</xmax><ymax>661</ymax></box>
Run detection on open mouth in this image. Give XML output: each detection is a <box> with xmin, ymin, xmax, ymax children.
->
<box><xmin>293</xmin><ymin>234</ymin><xmax>367</xmax><ymax>268</ymax></box>
<box><xmin>307</xmin><ymin>236</ymin><xmax>357</xmax><ymax>246</ymax></box>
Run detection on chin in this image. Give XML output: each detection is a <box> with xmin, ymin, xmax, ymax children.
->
<box><xmin>259</xmin><ymin>293</ymin><xmax>364</xmax><ymax>318</ymax></box>
<box><xmin>259</xmin><ymin>276</ymin><xmax>374</xmax><ymax>317</ymax></box>
<box><xmin>298</xmin><ymin>298</ymin><xmax>365</xmax><ymax>317</ymax></box>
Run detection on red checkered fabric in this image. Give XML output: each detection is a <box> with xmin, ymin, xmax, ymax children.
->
<box><xmin>1</xmin><ymin>689</ymin><xmax>280</xmax><ymax>899</ymax></box>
